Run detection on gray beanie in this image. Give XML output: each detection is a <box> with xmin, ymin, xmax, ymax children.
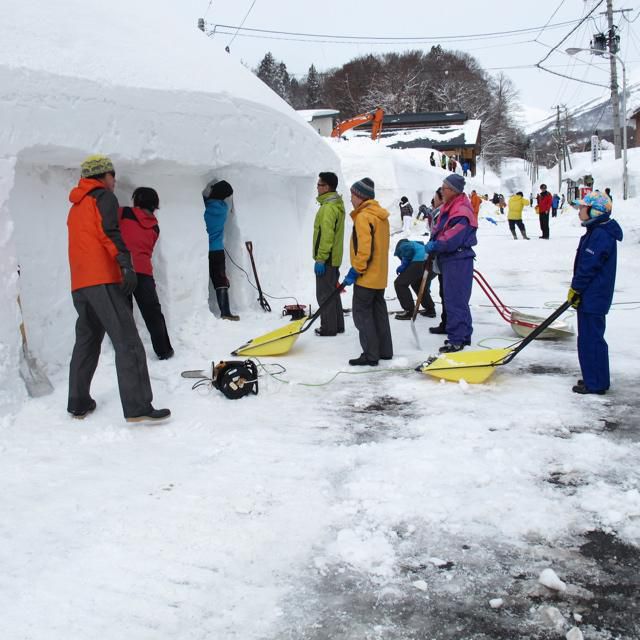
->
<box><xmin>351</xmin><ymin>177</ymin><xmax>375</xmax><ymax>200</ymax></box>
<box><xmin>443</xmin><ymin>173</ymin><xmax>465</xmax><ymax>194</ymax></box>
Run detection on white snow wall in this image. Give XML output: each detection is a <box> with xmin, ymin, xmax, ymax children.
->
<box><xmin>0</xmin><ymin>66</ymin><xmax>339</xmax><ymax>411</ymax></box>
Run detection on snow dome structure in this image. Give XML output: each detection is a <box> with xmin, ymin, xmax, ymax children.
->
<box><xmin>0</xmin><ymin>0</ymin><xmax>339</xmax><ymax>408</ymax></box>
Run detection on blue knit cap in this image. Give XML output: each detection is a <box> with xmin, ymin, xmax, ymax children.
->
<box><xmin>443</xmin><ymin>173</ymin><xmax>465</xmax><ymax>194</ymax></box>
<box><xmin>351</xmin><ymin>177</ymin><xmax>375</xmax><ymax>200</ymax></box>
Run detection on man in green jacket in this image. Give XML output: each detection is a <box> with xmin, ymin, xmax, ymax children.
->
<box><xmin>313</xmin><ymin>172</ymin><xmax>345</xmax><ymax>336</ymax></box>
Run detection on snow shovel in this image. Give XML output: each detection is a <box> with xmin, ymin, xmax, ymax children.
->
<box><xmin>409</xmin><ymin>263</ymin><xmax>430</xmax><ymax>350</ymax></box>
<box><xmin>419</xmin><ymin>300</ymin><xmax>572</xmax><ymax>384</ymax></box>
<box><xmin>231</xmin><ymin>283</ymin><xmax>345</xmax><ymax>357</ymax></box>
<box><xmin>473</xmin><ymin>269</ymin><xmax>573</xmax><ymax>339</ymax></box>
<box><xmin>245</xmin><ymin>241</ymin><xmax>271</xmax><ymax>312</ymax></box>
<box><xmin>17</xmin><ymin>295</ymin><xmax>53</xmax><ymax>397</ymax></box>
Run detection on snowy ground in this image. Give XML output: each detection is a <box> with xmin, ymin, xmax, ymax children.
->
<box><xmin>1</xmin><ymin>188</ymin><xmax>639</xmax><ymax>639</ymax></box>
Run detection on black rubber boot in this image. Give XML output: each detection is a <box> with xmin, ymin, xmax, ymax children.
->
<box><xmin>216</xmin><ymin>288</ymin><xmax>240</xmax><ymax>321</ymax></box>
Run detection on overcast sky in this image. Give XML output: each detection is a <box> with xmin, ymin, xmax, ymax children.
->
<box><xmin>193</xmin><ymin>0</ymin><xmax>640</xmax><ymax>128</ymax></box>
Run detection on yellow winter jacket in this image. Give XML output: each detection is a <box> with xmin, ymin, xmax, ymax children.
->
<box><xmin>349</xmin><ymin>199</ymin><xmax>390</xmax><ymax>289</ymax></box>
<box><xmin>507</xmin><ymin>194</ymin><xmax>528</xmax><ymax>221</ymax></box>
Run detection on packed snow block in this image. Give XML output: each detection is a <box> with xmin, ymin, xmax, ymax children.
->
<box><xmin>0</xmin><ymin>1</ymin><xmax>340</xmax><ymax>402</ymax></box>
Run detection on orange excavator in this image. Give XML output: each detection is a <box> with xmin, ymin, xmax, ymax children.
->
<box><xmin>331</xmin><ymin>107</ymin><xmax>384</xmax><ymax>140</ymax></box>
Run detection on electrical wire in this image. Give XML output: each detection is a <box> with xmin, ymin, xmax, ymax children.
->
<box><xmin>224</xmin><ymin>248</ymin><xmax>301</xmax><ymax>306</ymax></box>
<box><xmin>227</xmin><ymin>0</ymin><xmax>258</xmax><ymax>49</ymax></box>
<box><xmin>208</xmin><ymin>18</ymin><xmax>587</xmax><ymax>46</ymax></box>
<box><xmin>534</xmin><ymin>0</ymin><xmax>569</xmax><ymax>43</ymax></box>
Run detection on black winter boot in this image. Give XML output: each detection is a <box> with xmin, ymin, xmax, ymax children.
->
<box><xmin>216</xmin><ymin>288</ymin><xmax>240</xmax><ymax>321</ymax></box>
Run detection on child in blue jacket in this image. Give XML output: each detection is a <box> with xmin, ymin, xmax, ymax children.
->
<box><xmin>568</xmin><ymin>191</ymin><xmax>623</xmax><ymax>395</ymax></box>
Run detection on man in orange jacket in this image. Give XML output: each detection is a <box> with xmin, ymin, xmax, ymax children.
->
<box><xmin>67</xmin><ymin>155</ymin><xmax>170</xmax><ymax>423</ymax></box>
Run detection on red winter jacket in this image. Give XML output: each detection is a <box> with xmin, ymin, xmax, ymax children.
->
<box><xmin>118</xmin><ymin>207</ymin><xmax>160</xmax><ymax>276</ymax></box>
<box><xmin>537</xmin><ymin>191</ymin><xmax>553</xmax><ymax>214</ymax></box>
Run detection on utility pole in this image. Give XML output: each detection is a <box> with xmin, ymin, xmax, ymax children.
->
<box><xmin>605</xmin><ymin>0</ymin><xmax>622</xmax><ymax>159</ymax></box>
<box><xmin>554</xmin><ymin>105</ymin><xmax>562</xmax><ymax>194</ymax></box>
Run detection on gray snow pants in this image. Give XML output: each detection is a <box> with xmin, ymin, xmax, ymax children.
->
<box><xmin>315</xmin><ymin>265</ymin><xmax>344</xmax><ymax>335</ymax></box>
<box><xmin>68</xmin><ymin>283</ymin><xmax>153</xmax><ymax>418</ymax></box>
<box><xmin>352</xmin><ymin>285</ymin><xmax>393</xmax><ymax>362</ymax></box>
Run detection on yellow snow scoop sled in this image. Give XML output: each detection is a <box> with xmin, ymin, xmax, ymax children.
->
<box><xmin>231</xmin><ymin>284</ymin><xmax>345</xmax><ymax>357</ymax></box>
<box><xmin>419</xmin><ymin>300</ymin><xmax>572</xmax><ymax>384</ymax></box>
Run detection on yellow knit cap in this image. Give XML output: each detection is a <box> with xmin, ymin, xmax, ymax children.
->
<box><xmin>80</xmin><ymin>154</ymin><xmax>114</xmax><ymax>178</ymax></box>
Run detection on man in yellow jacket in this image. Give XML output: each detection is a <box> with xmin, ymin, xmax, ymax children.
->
<box><xmin>342</xmin><ymin>178</ymin><xmax>393</xmax><ymax>366</ymax></box>
<box><xmin>507</xmin><ymin>191</ymin><xmax>530</xmax><ymax>240</ymax></box>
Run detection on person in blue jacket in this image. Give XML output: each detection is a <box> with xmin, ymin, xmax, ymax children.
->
<box><xmin>552</xmin><ymin>193</ymin><xmax>560</xmax><ymax>217</ymax></box>
<box><xmin>424</xmin><ymin>174</ymin><xmax>478</xmax><ymax>353</ymax></box>
<box><xmin>393</xmin><ymin>239</ymin><xmax>436</xmax><ymax>320</ymax></box>
<box><xmin>203</xmin><ymin>179</ymin><xmax>239</xmax><ymax>320</ymax></box>
<box><xmin>568</xmin><ymin>190</ymin><xmax>622</xmax><ymax>395</ymax></box>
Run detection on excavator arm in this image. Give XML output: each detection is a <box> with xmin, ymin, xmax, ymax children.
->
<box><xmin>331</xmin><ymin>107</ymin><xmax>384</xmax><ymax>140</ymax></box>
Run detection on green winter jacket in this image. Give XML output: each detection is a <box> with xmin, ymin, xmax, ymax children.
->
<box><xmin>313</xmin><ymin>192</ymin><xmax>345</xmax><ymax>267</ymax></box>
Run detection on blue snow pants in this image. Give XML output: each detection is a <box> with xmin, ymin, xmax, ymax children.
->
<box><xmin>577</xmin><ymin>310</ymin><xmax>610</xmax><ymax>392</ymax></box>
<box><xmin>441</xmin><ymin>257</ymin><xmax>473</xmax><ymax>345</ymax></box>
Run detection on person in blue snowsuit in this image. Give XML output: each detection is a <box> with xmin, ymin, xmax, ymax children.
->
<box><xmin>567</xmin><ymin>190</ymin><xmax>622</xmax><ymax>395</ymax></box>
<box><xmin>203</xmin><ymin>179</ymin><xmax>239</xmax><ymax>320</ymax></box>
<box><xmin>424</xmin><ymin>174</ymin><xmax>477</xmax><ymax>353</ymax></box>
<box><xmin>393</xmin><ymin>239</ymin><xmax>436</xmax><ymax>320</ymax></box>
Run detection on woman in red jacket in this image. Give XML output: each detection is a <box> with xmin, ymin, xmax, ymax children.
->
<box><xmin>119</xmin><ymin>187</ymin><xmax>174</xmax><ymax>359</ymax></box>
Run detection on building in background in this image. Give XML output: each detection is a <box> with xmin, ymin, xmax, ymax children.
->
<box><xmin>297</xmin><ymin>109</ymin><xmax>340</xmax><ymax>137</ymax></box>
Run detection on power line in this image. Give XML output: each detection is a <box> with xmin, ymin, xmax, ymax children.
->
<box><xmin>206</xmin><ymin>18</ymin><xmax>587</xmax><ymax>46</ymax></box>
<box><xmin>534</xmin><ymin>0</ymin><xmax>569</xmax><ymax>42</ymax></box>
<box><xmin>227</xmin><ymin>0</ymin><xmax>258</xmax><ymax>49</ymax></box>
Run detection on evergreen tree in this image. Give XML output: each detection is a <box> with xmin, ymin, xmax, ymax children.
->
<box><xmin>256</xmin><ymin>52</ymin><xmax>277</xmax><ymax>88</ymax></box>
<box><xmin>306</xmin><ymin>64</ymin><xmax>322</xmax><ymax>108</ymax></box>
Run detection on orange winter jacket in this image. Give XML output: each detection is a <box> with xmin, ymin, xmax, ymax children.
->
<box><xmin>470</xmin><ymin>192</ymin><xmax>482</xmax><ymax>218</ymax></box>
<box><xmin>67</xmin><ymin>178</ymin><xmax>130</xmax><ymax>291</ymax></box>
<box><xmin>349</xmin><ymin>199</ymin><xmax>390</xmax><ymax>289</ymax></box>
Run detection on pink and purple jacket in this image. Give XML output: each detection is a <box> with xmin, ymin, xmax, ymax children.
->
<box><xmin>430</xmin><ymin>193</ymin><xmax>478</xmax><ymax>263</ymax></box>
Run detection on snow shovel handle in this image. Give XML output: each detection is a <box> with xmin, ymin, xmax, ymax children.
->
<box><xmin>298</xmin><ymin>282</ymin><xmax>346</xmax><ymax>335</ymax></box>
<box><xmin>244</xmin><ymin>241</ymin><xmax>271</xmax><ymax>312</ymax></box>
<box><xmin>502</xmin><ymin>300</ymin><xmax>572</xmax><ymax>365</ymax></box>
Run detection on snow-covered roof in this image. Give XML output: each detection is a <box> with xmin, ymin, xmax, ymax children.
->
<box><xmin>296</xmin><ymin>109</ymin><xmax>340</xmax><ymax>122</ymax></box>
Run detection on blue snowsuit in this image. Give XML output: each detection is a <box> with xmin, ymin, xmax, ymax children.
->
<box><xmin>430</xmin><ymin>193</ymin><xmax>478</xmax><ymax>345</ymax></box>
<box><xmin>204</xmin><ymin>199</ymin><xmax>229</xmax><ymax>251</ymax></box>
<box><xmin>571</xmin><ymin>213</ymin><xmax>623</xmax><ymax>392</ymax></box>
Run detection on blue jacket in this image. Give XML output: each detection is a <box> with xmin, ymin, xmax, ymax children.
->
<box><xmin>552</xmin><ymin>194</ymin><xmax>560</xmax><ymax>208</ymax></box>
<box><xmin>204</xmin><ymin>199</ymin><xmax>229</xmax><ymax>251</ymax></box>
<box><xmin>571</xmin><ymin>214</ymin><xmax>623</xmax><ymax>314</ymax></box>
<box><xmin>430</xmin><ymin>193</ymin><xmax>477</xmax><ymax>264</ymax></box>
<box><xmin>394</xmin><ymin>239</ymin><xmax>426</xmax><ymax>263</ymax></box>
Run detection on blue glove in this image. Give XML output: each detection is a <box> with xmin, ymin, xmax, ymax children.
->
<box><xmin>424</xmin><ymin>240</ymin><xmax>437</xmax><ymax>253</ymax></box>
<box><xmin>314</xmin><ymin>261</ymin><xmax>326</xmax><ymax>277</ymax></box>
<box><xmin>343</xmin><ymin>267</ymin><xmax>360</xmax><ymax>286</ymax></box>
<box><xmin>396</xmin><ymin>258</ymin><xmax>410</xmax><ymax>275</ymax></box>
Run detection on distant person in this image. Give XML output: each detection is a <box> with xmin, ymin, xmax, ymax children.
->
<box><xmin>66</xmin><ymin>155</ymin><xmax>170</xmax><ymax>423</ymax></box>
<box><xmin>462</xmin><ymin>160</ymin><xmax>470</xmax><ymax>177</ymax></box>
<box><xmin>313</xmin><ymin>171</ymin><xmax>345</xmax><ymax>337</ymax></box>
<box><xmin>560</xmin><ymin>194</ymin><xmax>566</xmax><ymax>208</ymax></box>
<box><xmin>393</xmin><ymin>239</ymin><xmax>435</xmax><ymax>320</ymax></box>
<box><xmin>448</xmin><ymin>156</ymin><xmax>457</xmax><ymax>172</ymax></box>
<box><xmin>399</xmin><ymin>196</ymin><xmax>414</xmax><ymax>235</ymax></box>
<box><xmin>497</xmin><ymin>194</ymin><xmax>506</xmax><ymax>215</ymax></box>
<box><xmin>342</xmin><ymin>178</ymin><xmax>393</xmax><ymax>366</ymax></box>
<box><xmin>440</xmin><ymin>154</ymin><xmax>447</xmax><ymax>169</ymax></box>
<box><xmin>203</xmin><ymin>179</ymin><xmax>239</xmax><ymax>320</ymax></box>
<box><xmin>424</xmin><ymin>174</ymin><xmax>477</xmax><ymax>352</ymax></box>
<box><xmin>429</xmin><ymin>152</ymin><xmax>436</xmax><ymax>167</ymax></box>
<box><xmin>507</xmin><ymin>192</ymin><xmax>530</xmax><ymax>240</ymax></box>
<box><xmin>551</xmin><ymin>193</ymin><xmax>560</xmax><ymax>218</ymax></box>
<box><xmin>568</xmin><ymin>190</ymin><xmax>622</xmax><ymax>395</ymax></box>
<box><xmin>536</xmin><ymin>183</ymin><xmax>552</xmax><ymax>239</ymax></box>
<box><xmin>604</xmin><ymin>187</ymin><xmax>613</xmax><ymax>201</ymax></box>
<box><xmin>529</xmin><ymin>193</ymin><xmax>534</xmax><ymax>207</ymax></box>
<box><xmin>118</xmin><ymin>187</ymin><xmax>174</xmax><ymax>360</ymax></box>
<box><xmin>417</xmin><ymin>203</ymin><xmax>429</xmax><ymax>221</ymax></box>
<box><xmin>470</xmin><ymin>190</ymin><xmax>482</xmax><ymax>220</ymax></box>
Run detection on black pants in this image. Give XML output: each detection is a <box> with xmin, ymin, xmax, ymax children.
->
<box><xmin>315</xmin><ymin>265</ymin><xmax>344</xmax><ymax>335</ymax></box>
<box><xmin>68</xmin><ymin>284</ymin><xmax>153</xmax><ymax>418</ymax></box>
<box><xmin>394</xmin><ymin>262</ymin><xmax>435</xmax><ymax>313</ymax></box>
<box><xmin>551</xmin><ymin>208</ymin><xmax>557</xmax><ymax>218</ymax></box>
<box><xmin>508</xmin><ymin>219</ymin><xmax>528</xmax><ymax>238</ymax></box>
<box><xmin>539</xmin><ymin>212</ymin><xmax>550</xmax><ymax>239</ymax></box>
<box><xmin>129</xmin><ymin>273</ymin><xmax>173</xmax><ymax>358</ymax></box>
<box><xmin>208</xmin><ymin>249</ymin><xmax>229</xmax><ymax>289</ymax></box>
<box><xmin>352</xmin><ymin>285</ymin><xmax>393</xmax><ymax>362</ymax></box>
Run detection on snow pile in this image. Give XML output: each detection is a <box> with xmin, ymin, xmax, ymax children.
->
<box><xmin>0</xmin><ymin>0</ymin><xmax>339</xmax><ymax>409</ymax></box>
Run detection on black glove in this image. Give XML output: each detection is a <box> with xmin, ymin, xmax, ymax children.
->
<box><xmin>120</xmin><ymin>267</ymin><xmax>137</xmax><ymax>296</ymax></box>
